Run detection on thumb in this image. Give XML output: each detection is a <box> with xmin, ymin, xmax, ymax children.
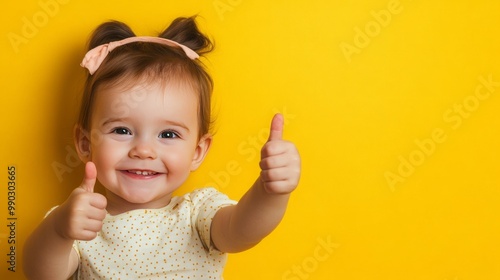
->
<box><xmin>80</xmin><ymin>161</ymin><xmax>97</xmax><ymax>193</ymax></box>
<box><xmin>268</xmin><ymin>113</ymin><xmax>284</xmax><ymax>142</ymax></box>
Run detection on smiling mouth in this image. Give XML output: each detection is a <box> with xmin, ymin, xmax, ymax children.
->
<box><xmin>126</xmin><ymin>170</ymin><xmax>158</xmax><ymax>176</ymax></box>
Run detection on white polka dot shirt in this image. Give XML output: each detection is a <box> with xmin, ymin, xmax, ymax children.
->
<box><xmin>69</xmin><ymin>188</ymin><xmax>236</xmax><ymax>279</ymax></box>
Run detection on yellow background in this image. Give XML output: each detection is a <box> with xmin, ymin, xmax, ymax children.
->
<box><xmin>1</xmin><ymin>0</ymin><xmax>500</xmax><ymax>279</ymax></box>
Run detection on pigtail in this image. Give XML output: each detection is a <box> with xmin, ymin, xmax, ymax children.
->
<box><xmin>88</xmin><ymin>21</ymin><xmax>136</xmax><ymax>50</ymax></box>
<box><xmin>159</xmin><ymin>16</ymin><xmax>213</xmax><ymax>55</ymax></box>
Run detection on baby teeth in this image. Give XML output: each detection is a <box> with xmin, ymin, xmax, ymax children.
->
<box><xmin>129</xmin><ymin>170</ymin><xmax>157</xmax><ymax>176</ymax></box>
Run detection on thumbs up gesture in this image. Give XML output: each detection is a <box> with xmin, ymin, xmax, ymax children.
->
<box><xmin>259</xmin><ymin>114</ymin><xmax>301</xmax><ymax>194</ymax></box>
<box><xmin>55</xmin><ymin>162</ymin><xmax>107</xmax><ymax>241</ymax></box>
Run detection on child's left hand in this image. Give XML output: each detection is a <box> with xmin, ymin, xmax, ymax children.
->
<box><xmin>259</xmin><ymin>114</ymin><xmax>301</xmax><ymax>194</ymax></box>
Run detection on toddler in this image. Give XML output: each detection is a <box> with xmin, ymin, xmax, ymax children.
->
<box><xmin>23</xmin><ymin>16</ymin><xmax>300</xmax><ymax>279</ymax></box>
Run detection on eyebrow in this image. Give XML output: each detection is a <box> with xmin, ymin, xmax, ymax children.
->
<box><xmin>164</xmin><ymin>120</ymin><xmax>190</xmax><ymax>132</ymax></box>
<box><xmin>101</xmin><ymin>118</ymin><xmax>190</xmax><ymax>132</ymax></box>
<box><xmin>101</xmin><ymin>118</ymin><xmax>127</xmax><ymax>127</ymax></box>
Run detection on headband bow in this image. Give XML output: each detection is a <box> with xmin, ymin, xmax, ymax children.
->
<box><xmin>80</xmin><ymin>36</ymin><xmax>199</xmax><ymax>75</ymax></box>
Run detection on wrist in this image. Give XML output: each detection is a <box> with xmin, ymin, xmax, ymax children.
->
<box><xmin>50</xmin><ymin>206</ymin><xmax>74</xmax><ymax>242</ymax></box>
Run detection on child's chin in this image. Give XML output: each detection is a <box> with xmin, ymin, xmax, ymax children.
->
<box><xmin>122</xmin><ymin>193</ymin><xmax>172</xmax><ymax>208</ymax></box>
<box><xmin>106</xmin><ymin>189</ymin><xmax>154</xmax><ymax>205</ymax></box>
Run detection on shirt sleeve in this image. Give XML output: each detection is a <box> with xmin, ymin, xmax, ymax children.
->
<box><xmin>189</xmin><ymin>188</ymin><xmax>237</xmax><ymax>252</ymax></box>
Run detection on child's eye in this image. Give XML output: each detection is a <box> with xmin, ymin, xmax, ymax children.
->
<box><xmin>112</xmin><ymin>127</ymin><xmax>131</xmax><ymax>135</ymax></box>
<box><xmin>159</xmin><ymin>130</ymin><xmax>179</xmax><ymax>139</ymax></box>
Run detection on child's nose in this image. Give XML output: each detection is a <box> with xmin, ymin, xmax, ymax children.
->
<box><xmin>129</xmin><ymin>139</ymin><xmax>157</xmax><ymax>160</ymax></box>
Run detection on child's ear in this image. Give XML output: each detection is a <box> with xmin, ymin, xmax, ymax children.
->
<box><xmin>74</xmin><ymin>124</ymin><xmax>92</xmax><ymax>162</ymax></box>
<box><xmin>191</xmin><ymin>134</ymin><xmax>212</xmax><ymax>171</ymax></box>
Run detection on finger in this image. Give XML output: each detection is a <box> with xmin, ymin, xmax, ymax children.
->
<box><xmin>268</xmin><ymin>113</ymin><xmax>284</xmax><ymax>142</ymax></box>
<box><xmin>80</xmin><ymin>161</ymin><xmax>97</xmax><ymax>193</ymax></box>
<box><xmin>260</xmin><ymin>168</ymin><xmax>300</xmax><ymax>194</ymax></box>
<box><xmin>86</xmin><ymin>208</ymin><xmax>106</xmax><ymax>222</ymax></box>
<box><xmin>79</xmin><ymin>229</ymin><xmax>99</xmax><ymax>241</ymax></box>
<box><xmin>260</xmin><ymin>167</ymin><xmax>291</xmax><ymax>183</ymax></box>
<box><xmin>261</xmin><ymin>140</ymin><xmax>296</xmax><ymax>158</ymax></box>
<box><xmin>259</xmin><ymin>155</ymin><xmax>289</xmax><ymax>170</ymax></box>
<box><xmin>89</xmin><ymin>193</ymin><xmax>108</xmax><ymax>210</ymax></box>
<box><xmin>83</xmin><ymin>219</ymin><xmax>104</xmax><ymax>233</ymax></box>
<box><xmin>261</xmin><ymin>164</ymin><xmax>301</xmax><ymax>181</ymax></box>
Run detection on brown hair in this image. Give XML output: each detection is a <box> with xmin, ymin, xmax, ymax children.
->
<box><xmin>77</xmin><ymin>16</ymin><xmax>214</xmax><ymax>139</ymax></box>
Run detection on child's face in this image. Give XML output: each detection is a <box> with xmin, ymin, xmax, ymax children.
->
<box><xmin>86</xmin><ymin>81</ymin><xmax>210</xmax><ymax>212</ymax></box>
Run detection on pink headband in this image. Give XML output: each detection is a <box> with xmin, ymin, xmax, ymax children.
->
<box><xmin>80</xmin><ymin>36</ymin><xmax>199</xmax><ymax>75</ymax></box>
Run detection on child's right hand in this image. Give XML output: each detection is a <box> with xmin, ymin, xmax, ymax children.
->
<box><xmin>54</xmin><ymin>161</ymin><xmax>107</xmax><ymax>241</ymax></box>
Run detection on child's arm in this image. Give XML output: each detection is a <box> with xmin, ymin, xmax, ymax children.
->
<box><xmin>211</xmin><ymin>114</ymin><xmax>301</xmax><ymax>253</ymax></box>
<box><xmin>23</xmin><ymin>162</ymin><xmax>107</xmax><ymax>280</ymax></box>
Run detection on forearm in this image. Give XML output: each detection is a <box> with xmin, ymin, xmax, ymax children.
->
<box><xmin>212</xmin><ymin>114</ymin><xmax>300</xmax><ymax>253</ymax></box>
<box><xmin>212</xmin><ymin>177</ymin><xmax>291</xmax><ymax>253</ymax></box>
<box><xmin>23</xmin><ymin>207</ymin><xmax>78</xmax><ymax>280</ymax></box>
